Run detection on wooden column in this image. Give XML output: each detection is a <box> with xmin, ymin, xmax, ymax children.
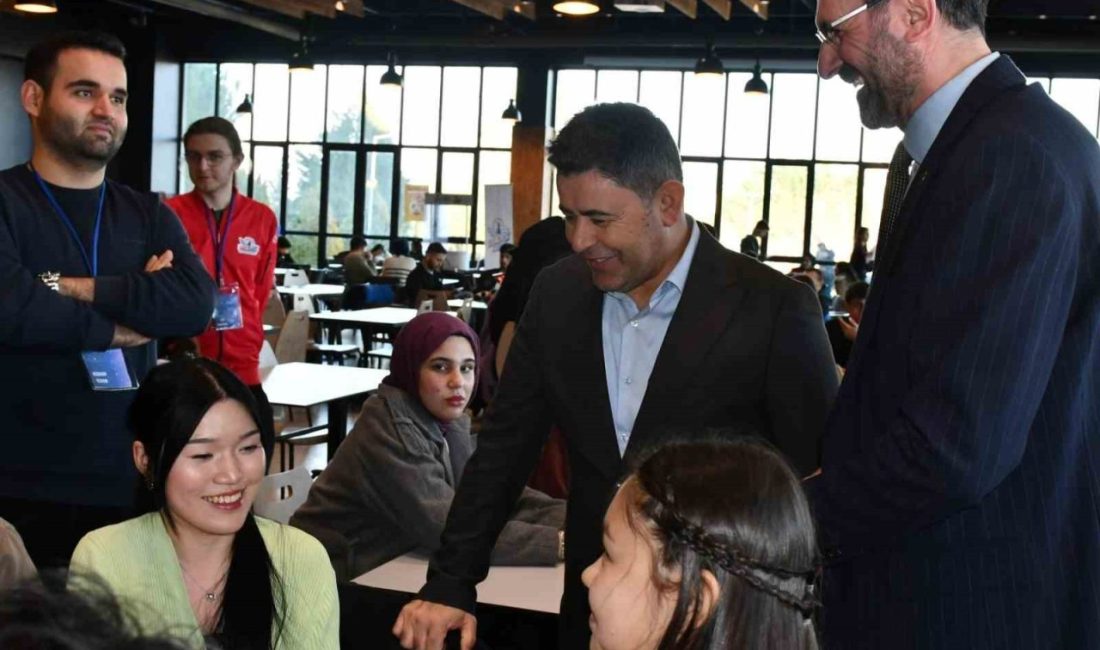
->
<box><xmin>510</xmin><ymin>124</ymin><xmax>548</xmax><ymax>239</ymax></box>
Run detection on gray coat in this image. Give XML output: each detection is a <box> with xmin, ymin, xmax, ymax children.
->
<box><xmin>290</xmin><ymin>384</ymin><xmax>564</xmax><ymax>581</ymax></box>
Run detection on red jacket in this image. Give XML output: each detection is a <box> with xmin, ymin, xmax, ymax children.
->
<box><xmin>166</xmin><ymin>190</ymin><xmax>277</xmax><ymax>385</ymax></box>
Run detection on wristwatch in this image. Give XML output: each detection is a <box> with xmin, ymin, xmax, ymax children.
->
<box><xmin>38</xmin><ymin>271</ymin><xmax>61</xmax><ymax>292</ymax></box>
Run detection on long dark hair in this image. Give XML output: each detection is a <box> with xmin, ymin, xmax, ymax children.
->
<box><xmin>128</xmin><ymin>358</ymin><xmax>283</xmax><ymax>650</ymax></box>
<box><xmin>625</xmin><ymin>436</ymin><xmax>819</xmax><ymax>650</ymax></box>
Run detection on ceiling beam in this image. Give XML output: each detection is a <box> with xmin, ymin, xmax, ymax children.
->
<box><xmin>144</xmin><ymin>0</ymin><xmax>301</xmax><ymax>39</ymax></box>
<box><xmin>235</xmin><ymin>0</ymin><xmax>304</xmax><ymax>18</ymax></box>
<box><xmin>336</xmin><ymin>0</ymin><xmax>367</xmax><ymax>18</ymax></box>
<box><xmin>449</xmin><ymin>0</ymin><xmax>507</xmax><ymax>20</ymax></box>
<box><xmin>700</xmin><ymin>0</ymin><xmax>731</xmax><ymax>19</ymax></box>
<box><xmin>665</xmin><ymin>0</ymin><xmax>697</xmax><ymax>18</ymax></box>
<box><xmin>739</xmin><ymin>0</ymin><xmax>768</xmax><ymax>19</ymax></box>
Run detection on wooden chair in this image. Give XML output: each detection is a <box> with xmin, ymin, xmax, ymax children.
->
<box><xmin>274</xmin><ymin>311</ymin><xmax>310</xmax><ymax>364</ymax></box>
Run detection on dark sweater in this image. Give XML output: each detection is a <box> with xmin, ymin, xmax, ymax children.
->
<box><xmin>0</xmin><ymin>165</ymin><xmax>215</xmax><ymax>507</ymax></box>
<box><xmin>404</xmin><ymin>263</ymin><xmax>444</xmax><ymax>307</ymax></box>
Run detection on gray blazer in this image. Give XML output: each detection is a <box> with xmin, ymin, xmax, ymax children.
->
<box><xmin>290</xmin><ymin>384</ymin><xmax>564</xmax><ymax>581</ymax></box>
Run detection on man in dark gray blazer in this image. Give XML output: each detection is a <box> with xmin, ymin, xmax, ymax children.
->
<box><xmin>809</xmin><ymin>0</ymin><xmax>1100</xmax><ymax>648</ymax></box>
<box><xmin>392</xmin><ymin>103</ymin><xmax>839</xmax><ymax>650</ymax></box>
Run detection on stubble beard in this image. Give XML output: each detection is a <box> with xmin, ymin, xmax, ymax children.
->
<box><xmin>855</xmin><ymin>30</ymin><xmax>922</xmax><ymax>130</ymax></box>
<box><xmin>40</xmin><ymin>106</ymin><xmax>125</xmax><ymax>170</ymax></box>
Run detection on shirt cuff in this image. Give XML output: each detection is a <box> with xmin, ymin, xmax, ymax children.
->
<box><xmin>417</xmin><ymin>574</ymin><xmax>477</xmax><ymax>615</ymax></box>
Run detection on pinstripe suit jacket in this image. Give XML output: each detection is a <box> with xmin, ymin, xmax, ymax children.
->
<box><xmin>806</xmin><ymin>56</ymin><xmax>1100</xmax><ymax>649</ymax></box>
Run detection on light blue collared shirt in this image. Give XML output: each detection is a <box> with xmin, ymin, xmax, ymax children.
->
<box><xmin>903</xmin><ymin>52</ymin><xmax>1000</xmax><ymax>165</ymax></box>
<box><xmin>602</xmin><ymin>221</ymin><xmax>701</xmax><ymax>456</ymax></box>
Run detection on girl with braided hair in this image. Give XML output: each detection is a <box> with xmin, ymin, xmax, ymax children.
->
<box><xmin>581</xmin><ymin>436</ymin><xmax>820</xmax><ymax>650</ymax></box>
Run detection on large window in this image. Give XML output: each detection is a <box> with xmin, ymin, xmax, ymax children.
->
<box><xmin>552</xmin><ymin>67</ymin><xmax>1100</xmax><ymax>266</ymax></box>
<box><xmin>178</xmin><ymin>62</ymin><xmax>516</xmax><ymax>266</ymax></box>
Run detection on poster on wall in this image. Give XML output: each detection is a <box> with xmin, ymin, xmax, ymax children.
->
<box><xmin>483</xmin><ymin>184</ymin><xmax>514</xmax><ymax>270</ymax></box>
<box><xmin>404</xmin><ymin>184</ymin><xmax>428</xmax><ymax>222</ymax></box>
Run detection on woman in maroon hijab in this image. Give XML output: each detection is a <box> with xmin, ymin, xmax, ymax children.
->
<box><xmin>290</xmin><ymin>313</ymin><xmax>564</xmax><ymax>581</ymax></box>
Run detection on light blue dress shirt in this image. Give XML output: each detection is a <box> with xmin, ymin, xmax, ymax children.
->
<box><xmin>903</xmin><ymin>52</ymin><xmax>1001</xmax><ymax>167</ymax></box>
<box><xmin>602</xmin><ymin>221</ymin><xmax>701</xmax><ymax>456</ymax></box>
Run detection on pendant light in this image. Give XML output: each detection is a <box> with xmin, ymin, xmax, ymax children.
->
<box><xmin>553</xmin><ymin>1</ymin><xmax>600</xmax><ymax>15</ymax></box>
<box><xmin>693</xmin><ymin>42</ymin><xmax>724</xmax><ymax>78</ymax></box>
<box><xmin>235</xmin><ymin>95</ymin><xmax>253</xmax><ymax>114</ymax></box>
<box><xmin>744</xmin><ymin>60</ymin><xmax>769</xmax><ymax>95</ymax></box>
<box><xmin>501</xmin><ymin>99</ymin><xmax>521</xmax><ymax>123</ymax></box>
<box><xmin>380</xmin><ymin>52</ymin><xmax>403</xmax><ymax>88</ymax></box>
<box><xmin>13</xmin><ymin>1</ymin><xmax>58</xmax><ymax>13</ymax></box>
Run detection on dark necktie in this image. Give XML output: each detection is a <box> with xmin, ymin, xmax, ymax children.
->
<box><xmin>877</xmin><ymin>142</ymin><xmax>914</xmax><ymax>259</ymax></box>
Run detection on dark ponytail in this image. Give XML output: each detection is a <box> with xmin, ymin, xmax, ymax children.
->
<box><xmin>128</xmin><ymin>358</ymin><xmax>284</xmax><ymax>648</ymax></box>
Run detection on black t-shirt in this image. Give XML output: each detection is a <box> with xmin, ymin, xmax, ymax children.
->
<box><xmin>41</xmin><ymin>180</ymin><xmax>103</xmax><ymax>270</ymax></box>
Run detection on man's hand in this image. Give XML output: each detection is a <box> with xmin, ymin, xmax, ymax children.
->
<box><xmin>393</xmin><ymin>600</ymin><xmax>477</xmax><ymax>650</ymax></box>
<box><xmin>111</xmin><ymin>324</ymin><xmax>151</xmax><ymax>348</ymax></box>
<box><xmin>838</xmin><ymin>316</ymin><xmax>859</xmax><ymax>342</ymax></box>
<box><xmin>144</xmin><ymin>249</ymin><xmax>174</xmax><ymax>273</ymax></box>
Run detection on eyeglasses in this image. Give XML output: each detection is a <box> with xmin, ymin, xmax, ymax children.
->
<box><xmin>183</xmin><ymin>151</ymin><xmax>232</xmax><ymax>166</ymax></box>
<box><xmin>815</xmin><ymin>0</ymin><xmax>887</xmax><ymax>46</ymax></box>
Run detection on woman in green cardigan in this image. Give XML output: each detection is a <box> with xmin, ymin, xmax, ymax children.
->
<box><xmin>71</xmin><ymin>358</ymin><xmax>338</xmax><ymax>649</ymax></box>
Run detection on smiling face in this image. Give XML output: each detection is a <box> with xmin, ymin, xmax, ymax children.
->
<box><xmin>417</xmin><ymin>335</ymin><xmax>477</xmax><ymax>423</ymax></box>
<box><xmin>28</xmin><ymin>48</ymin><xmax>128</xmax><ymax>167</ymax></box>
<box><xmin>160</xmin><ymin>398</ymin><xmax>266</xmax><ymax>542</ymax></box>
<box><xmin>816</xmin><ymin>0</ymin><xmax>921</xmax><ymax>129</ymax></box>
<box><xmin>581</xmin><ymin>482</ymin><xmax>678</xmax><ymax>650</ymax></box>
<box><xmin>184</xmin><ymin>132</ymin><xmax>242</xmax><ymax>199</ymax></box>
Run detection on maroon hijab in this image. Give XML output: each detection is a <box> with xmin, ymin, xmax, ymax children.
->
<box><xmin>382</xmin><ymin>312</ymin><xmax>481</xmax><ymax>399</ymax></box>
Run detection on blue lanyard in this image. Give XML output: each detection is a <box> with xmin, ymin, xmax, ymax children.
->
<box><xmin>205</xmin><ymin>191</ymin><xmax>237</xmax><ymax>285</ymax></box>
<box><xmin>33</xmin><ymin>170</ymin><xmax>107</xmax><ymax>277</ymax></box>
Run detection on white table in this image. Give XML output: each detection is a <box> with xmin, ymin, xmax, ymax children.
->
<box><xmin>354</xmin><ymin>554</ymin><xmax>563</xmax><ymax>614</ymax></box>
<box><xmin>276</xmin><ymin>284</ymin><xmax>345</xmax><ymax>298</ymax></box>
<box><xmin>310</xmin><ymin>306</ymin><xmax>419</xmax><ymax>328</ymax></box>
<box><xmin>441</xmin><ymin>277</ymin><xmax>460</xmax><ymax>288</ymax></box>
<box><xmin>447</xmin><ymin>299</ymin><xmax>489</xmax><ymax>311</ymax></box>
<box><xmin>261</xmin><ymin>362</ymin><xmax>386</xmax><ymax>458</ymax></box>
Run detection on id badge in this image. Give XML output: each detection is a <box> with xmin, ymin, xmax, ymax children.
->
<box><xmin>81</xmin><ymin>349</ymin><xmax>138</xmax><ymax>391</ymax></box>
<box><xmin>213</xmin><ymin>282</ymin><xmax>244</xmax><ymax>331</ymax></box>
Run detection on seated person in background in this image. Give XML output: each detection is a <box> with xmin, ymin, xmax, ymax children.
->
<box><xmin>276</xmin><ymin>236</ymin><xmax>296</xmax><ymax>268</ymax></box>
<box><xmin>498</xmin><ymin>243</ymin><xmax>516</xmax><ymax>273</ymax></box>
<box><xmin>740</xmin><ymin>220</ymin><xmax>769</xmax><ymax>260</ymax></box>
<box><xmin>825</xmin><ymin>281</ymin><xmax>868</xmax><ymax>370</ymax></box>
<box><xmin>71</xmin><ymin>358</ymin><xmax>338</xmax><ymax>649</ymax></box>
<box><xmin>404</xmin><ymin>242</ymin><xmax>449</xmax><ymax>307</ymax></box>
<box><xmin>342</xmin><ymin>236</ymin><xmax>376</xmax><ymax>285</ymax></box>
<box><xmin>291</xmin><ymin>313</ymin><xmax>564</xmax><ymax>581</ymax></box>
<box><xmin>370</xmin><ymin>243</ymin><xmax>388</xmax><ymax>267</ymax></box>
<box><xmin>583</xmin><ymin>436</ymin><xmax>819</xmax><ymax>650</ymax></box>
<box><xmin>0</xmin><ymin>518</ymin><xmax>35</xmax><ymax>588</ymax></box>
<box><xmin>830</xmin><ymin>262</ymin><xmax>859</xmax><ymax>312</ymax></box>
<box><xmin>381</xmin><ymin>239</ymin><xmax>417</xmax><ymax>287</ymax></box>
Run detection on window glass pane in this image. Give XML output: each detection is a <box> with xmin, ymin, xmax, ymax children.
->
<box><xmin>327</xmin><ymin>151</ymin><xmax>356</xmax><ymax>236</ymax></box>
<box><xmin>436</xmin><ymin>152</ymin><xmax>475</xmax><ymax>242</ymax></box>
<box><xmin>216</xmin><ymin>63</ymin><xmax>253</xmax><ymax>140</ymax></box>
<box><xmin>861</xmin><ymin>126</ymin><xmax>902</xmax><ymax>163</ymax></box>
<box><xmin>815</xmin><ymin>77</ymin><xmax>861</xmax><ymax>162</ymax></box>
<box><xmin>401</xmin><ymin>66</ymin><xmax>442</xmax><ymax>147</ymax></box>
<box><xmin>1050</xmin><ymin>78</ymin><xmax>1100</xmax><ymax>137</ymax></box>
<box><xmin>326</xmin><ymin>65</ymin><xmax>364</xmax><ymax>144</ymax></box>
<box><xmin>364</xmin><ymin>151</ymin><xmax>395</xmax><ymax>236</ymax></box>
<box><xmin>725</xmin><ymin>72</ymin><xmax>770</xmax><ymax>159</ymax></box>
<box><xmin>289</xmin><ymin>65</ymin><xmax>326</xmax><ymax>142</ymax></box>
<box><xmin>769</xmin><ymin>74</ymin><xmax>817</xmax><ymax>160</ymax></box>
<box><xmin>252</xmin><ymin>145</ymin><xmax>284</xmax><ymax>221</ymax></box>
<box><xmin>683</xmin><ymin>161</ymin><xmax>718</xmax><ymax>226</ymax></box>
<box><xmin>810</xmin><ymin>164</ymin><xmax>859</xmax><ymax>261</ymax></box>
<box><xmin>480</xmin><ymin>67</ymin><xmax>518</xmax><ymax>149</ymax></box>
<box><xmin>178</xmin><ymin>163</ymin><xmax>192</xmax><ymax>195</ymax></box>
<box><xmin>365</xmin><ymin>64</ymin><xmax>401</xmax><ymax>145</ymax></box>
<box><xmin>253</xmin><ymin>64</ymin><xmax>289</xmax><ymax>141</ymax></box>
<box><xmin>860</xmin><ymin>167</ymin><xmax>888</xmax><ymax>251</ymax></box>
<box><xmin>555</xmin><ymin>69</ymin><xmax>596</xmax><ymax>131</ymax></box>
<box><xmin>327</xmin><ymin>236</ymin><xmax>351</xmax><ymax>261</ymax></box>
<box><xmin>596</xmin><ymin>70</ymin><xmax>639</xmax><ymax>103</ymax></box>
<box><xmin>285</xmin><ymin>234</ymin><xmax>318</xmax><ymax>267</ymax></box>
<box><xmin>720</xmin><ymin>161</ymin><xmax>765</xmax><ymax>251</ymax></box>
<box><xmin>680</xmin><ymin>72</ymin><xmax>725</xmax><ymax>157</ymax></box>
<box><xmin>639</xmin><ymin>71</ymin><xmax>682</xmax><ymax>143</ymax></box>
<box><xmin>767</xmin><ymin>165</ymin><xmax>808</xmax><ymax>257</ymax></box>
<box><xmin>286</xmin><ymin>145</ymin><xmax>322</xmax><ymax>231</ymax></box>
<box><xmin>477</xmin><ymin>151</ymin><xmax>511</xmax><ymax>244</ymax></box>
<box><xmin>398</xmin><ymin>148</ymin><xmax>438</xmax><ymax>239</ymax></box>
<box><xmin>181</xmin><ymin>63</ymin><xmax>216</xmax><ymax>137</ymax></box>
<box><xmin>235</xmin><ymin>144</ymin><xmax>251</xmax><ymax>194</ymax></box>
<box><xmin>441</xmin><ymin>67</ymin><xmax>481</xmax><ymax>148</ymax></box>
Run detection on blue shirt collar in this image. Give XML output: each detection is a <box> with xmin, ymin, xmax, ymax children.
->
<box><xmin>903</xmin><ymin>52</ymin><xmax>1000</xmax><ymax>164</ymax></box>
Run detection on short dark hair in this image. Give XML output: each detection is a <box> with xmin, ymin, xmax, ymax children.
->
<box><xmin>183</xmin><ymin>116</ymin><xmax>244</xmax><ymax>158</ymax></box>
<box><xmin>24</xmin><ymin>31</ymin><xmax>127</xmax><ymax>93</ymax></box>
<box><xmin>499</xmin><ymin>243</ymin><xmax>516</xmax><ymax>256</ymax></box>
<box><xmin>548</xmin><ymin>102</ymin><xmax>682</xmax><ymax>201</ymax></box>
<box><xmin>370</xmin><ymin>243</ymin><xmax>386</xmax><ymax>254</ymax></box>
<box><xmin>845</xmin><ymin>281</ymin><xmax>870</xmax><ymax>303</ymax></box>
<box><xmin>426</xmin><ymin>242</ymin><xmax>447</xmax><ymax>255</ymax></box>
<box><xmin>753</xmin><ymin>220</ymin><xmax>769</xmax><ymax>232</ymax></box>
<box><xmin>350</xmin><ymin>236</ymin><xmax>367</xmax><ymax>250</ymax></box>
<box><xmin>936</xmin><ymin>0</ymin><xmax>988</xmax><ymax>33</ymax></box>
<box><xmin>277</xmin><ymin>236</ymin><xmax>292</xmax><ymax>249</ymax></box>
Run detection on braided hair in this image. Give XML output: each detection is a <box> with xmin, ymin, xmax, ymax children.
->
<box><xmin>623</xmin><ymin>435</ymin><xmax>820</xmax><ymax>650</ymax></box>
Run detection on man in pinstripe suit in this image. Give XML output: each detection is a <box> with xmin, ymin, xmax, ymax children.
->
<box><xmin>807</xmin><ymin>0</ymin><xmax>1100</xmax><ymax>648</ymax></box>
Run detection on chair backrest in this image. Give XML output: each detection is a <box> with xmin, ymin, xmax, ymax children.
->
<box><xmin>274</xmin><ymin>310</ymin><xmax>310</xmax><ymax>364</ymax></box>
<box><xmin>415</xmin><ymin>289</ymin><xmax>449</xmax><ymax>312</ymax></box>
<box><xmin>259</xmin><ymin>339</ymin><xmax>278</xmax><ymax>370</ymax></box>
<box><xmin>292</xmin><ymin>293</ymin><xmax>315</xmax><ymax>314</ymax></box>
<box><xmin>418</xmin><ymin>299</ymin><xmax>434</xmax><ymax>314</ymax></box>
<box><xmin>262</xmin><ymin>288</ymin><xmax>286</xmax><ymax>326</ymax></box>
<box><xmin>457</xmin><ymin>297</ymin><xmax>474</xmax><ymax>324</ymax></box>
<box><xmin>284</xmin><ymin>269</ymin><xmax>308</xmax><ymax>287</ymax></box>
<box><xmin>253</xmin><ymin>467</ymin><xmax>312</xmax><ymax>524</ymax></box>
<box><xmin>365</xmin><ymin>283</ymin><xmax>395</xmax><ymax>306</ymax></box>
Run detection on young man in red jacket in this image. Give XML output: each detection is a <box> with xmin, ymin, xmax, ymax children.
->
<box><xmin>166</xmin><ymin>117</ymin><xmax>278</xmax><ymax>451</ymax></box>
